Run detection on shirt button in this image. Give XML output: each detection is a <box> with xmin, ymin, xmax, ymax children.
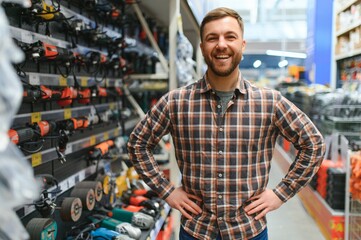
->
<box><xmin>218</xmin><ymin>217</ymin><xmax>223</xmax><ymax>221</ymax></box>
<box><xmin>218</xmin><ymin>173</ymin><xmax>223</xmax><ymax>178</ymax></box>
<box><xmin>217</xmin><ymin>104</ymin><xmax>221</xmax><ymax>108</ymax></box>
<box><xmin>218</xmin><ymin>150</ymin><xmax>223</xmax><ymax>155</ymax></box>
<box><xmin>218</xmin><ymin>195</ymin><xmax>222</xmax><ymax>199</ymax></box>
<box><xmin>219</xmin><ymin>127</ymin><xmax>223</xmax><ymax>132</ymax></box>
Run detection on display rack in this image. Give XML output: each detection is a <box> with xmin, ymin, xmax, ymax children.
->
<box><xmin>344</xmin><ymin>135</ymin><xmax>361</xmax><ymax>240</ymax></box>
<box><xmin>2</xmin><ymin>0</ymin><xmax>180</xmax><ymax>238</ymax></box>
<box><xmin>274</xmin><ymin>138</ymin><xmax>346</xmax><ymax>239</ymax></box>
<box><xmin>333</xmin><ymin>0</ymin><xmax>361</xmax><ymax>88</ymax></box>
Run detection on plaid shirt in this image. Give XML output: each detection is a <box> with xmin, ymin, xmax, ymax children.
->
<box><xmin>127</xmin><ymin>73</ymin><xmax>325</xmax><ymax>239</ymax></box>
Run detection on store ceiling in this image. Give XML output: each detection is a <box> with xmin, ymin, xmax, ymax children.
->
<box><xmin>138</xmin><ymin>0</ymin><xmax>309</xmax><ymax>68</ymax></box>
<box><xmin>191</xmin><ymin>0</ymin><xmax>309</xmax><ymax>54</ymax></box>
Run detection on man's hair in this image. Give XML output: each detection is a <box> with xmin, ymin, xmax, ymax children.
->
<box><xmin>200</xmin><ymin>7</ymin><xmax>244</xmax><ymax>41</ymax></box>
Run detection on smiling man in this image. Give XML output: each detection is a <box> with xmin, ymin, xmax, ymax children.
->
<box><xmin>127</xmin><ymin>7</ymin><xmax>325</xmax><ymax>240</ymax></box>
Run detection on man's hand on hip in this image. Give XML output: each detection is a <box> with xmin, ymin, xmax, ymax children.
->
<box><xmin>244</xmin><ymin>189</ymin><xmax>284</xmax><ymax>220</ymax></box>
<box><xmin>165</xmin><ymin>186</ymin><xmax>203</xmax><ymax>220</ymax></box>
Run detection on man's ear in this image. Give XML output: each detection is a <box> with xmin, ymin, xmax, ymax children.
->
<box><xmin>200</xmin><ymin>42</ymin><xmax>204</xmax><ymax>56</ymax></box>
<box><xmin>241</xmin><ymin>40</ymin><xmax>246</xmax><ymax>51</ymax></box>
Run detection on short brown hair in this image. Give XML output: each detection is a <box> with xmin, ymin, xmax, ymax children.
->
<box><xmin>200</xmin><ymin>7</ymin><xmax>244</xmax><ymax>41</ymax></box>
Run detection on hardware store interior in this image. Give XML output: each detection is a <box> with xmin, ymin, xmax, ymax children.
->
<box><xmin>1</xmin><ymin>0</ymin><xmax>360</xmax><ymax>239</ymax></box>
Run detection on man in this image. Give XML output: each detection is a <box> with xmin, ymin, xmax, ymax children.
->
<box><xmin>127</xmin><ymin>7</ymin><xmax>325</xmax><ymax>240</ymax></box>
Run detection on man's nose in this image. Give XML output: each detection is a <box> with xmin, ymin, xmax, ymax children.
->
<box><xmin>216</xmin><ymin>37</ymin><xmax>227</xmax><ymax>49</ymax></box>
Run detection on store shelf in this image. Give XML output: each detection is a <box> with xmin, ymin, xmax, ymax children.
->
<box><xmin>25</xmin><ymin>126</ymin><xmax>122</xmax><ymax>167</ymax></box>
<box><xmin>148</xmin><ymin>204</ymin><xmax>171</xmax><ymax>240</ymax></box>
<box><xmin>24</xmin><ymin>72</ymin><xmax>123</xmax><ymax>87</ymax></box>
<box><xmin>127</xmin><ymin>73</ymin><xmax>169</xmax><ymax>80</ymax></box>
<box><xmin>16</xmin><ymin>162</ymin><xmax>105</xmax><ymax>217</ymax></box>
<box><xmin>335</xmin><ymin>47</ymin><xmax>361</xmax><ymax>60</ymax></box>
<box><xmin>336</xmin><ymin>19</ymin><xmax>361</xmax><ymax>37</ymax></box>
<box><xmin>336</xmin><ymin>0</ymin><xmax>361</xmax><ymax>14</ymax></box>
<box><xmin>274</xmin><ymin>143</ymin><xmax>345</xmax><ymax>240</ymax></box>
<box><xmin>13</xmin><ymin>102</ymin><xmax>120</xmax><ymax>126</ymax></box>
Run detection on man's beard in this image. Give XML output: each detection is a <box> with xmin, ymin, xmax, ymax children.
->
<box><xmin>204</xmin><ymin>54</ymin><xmax>241</xmax><ymax>77</ymax></box>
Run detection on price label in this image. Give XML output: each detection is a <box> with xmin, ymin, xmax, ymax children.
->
<box><xmin>90</xmin><ymin>136</ymin><xmax>96</xmax><ymax>146</ymax></box>
<box><xmin>161</xmin><ymin>209</ymin><xmax>166</xmax><ymax>218</ymax></box>
<box><xmin>114</xmin><ymin>128</ymin><xmax>120</xmax><ymax>137</ymax></box>
<box><xmin>21</xmin><ymin>31</ymin><xmax>33</xmax><ymax>43</ymax></box>
<box><xmin>31</xmin><ymin>153</ymin><xmax>42</xmax><ymax>167</ymax></box>
<box><xmin>28</xmin><ymin>73</ymin><xmax>40</xmax><ymax>85</ymax></box>
<box><xmin>31</xmin><ymin>112</ymin><xmax>41</xmax><ymax>123</ymax></box>
<box><xmin>64</xmin><ymin>109</ymin><xmax>72</xmax><ymax>119</ymax></box>
<box><xmin>67</xmin><ymin>178</ymin><xmax>75</xmax><ymax>188</ymax></box>
<box><xmin>109</xmin><ymin>102</ymin><xmax>116</xmax><ymax>110</ymax></box>
<box><xmin>59</xmin><ymin>76</ymin><xmax>67</xmax><ymax>86</ymax></box>
<box><xmin>80</xmin><ymin>77</ymin><xmax>88</xmax><ymax>87</ymax></box>
<box><xmin>104</xmin><ymin>132</ymin><xmax>109</xmax><ymax>140</ymax></box>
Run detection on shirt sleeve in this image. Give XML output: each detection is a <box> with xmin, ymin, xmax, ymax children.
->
<box><xmin>127</xmin><ymin>93</ymin><xmax>175</xmax><ymax>199</ymax></box>
<box><xmin>272</xmin><ymin>93</ymin><xmax>326</xmax><ymax>202</ymax></box>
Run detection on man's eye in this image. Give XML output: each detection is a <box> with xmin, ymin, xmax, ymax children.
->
<box><xmin>227</xmin><ymin>36</ymin><xmax>236</xmax><ymax>40</ymax></box>
<box><xmin>207</xmin><ymin>37</ymin><xmax>217</xmax><ymax>41</ymax></box>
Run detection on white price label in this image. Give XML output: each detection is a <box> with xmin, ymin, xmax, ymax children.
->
<box><xmin>29</xmin><ymin>73</ymin><xmax>40</xmax><ymax>85</ymax></box>
<box><xmin>21</xmin><ymin>31</ymin><xmax>33</xmax><ymax>43</ymax></box>
<box><xmin>79</xmin><ymin>171</ymin><xmax>85</xmax><ymax>181</ymax></box>
<box><xmin>67</xmin><ymin>178</ymin><xmax>75</xmax><ymax>188</ymax></box>
<box><xmin>64</xmin><ymin>144</ymin><xmax>72</xmax><ymax>155</ymax></box>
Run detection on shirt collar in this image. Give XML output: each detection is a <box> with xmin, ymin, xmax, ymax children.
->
<box><xmin>199</xmin><ymin>70</ymin><xmax>247</xmax><ymax>95</ymax></box>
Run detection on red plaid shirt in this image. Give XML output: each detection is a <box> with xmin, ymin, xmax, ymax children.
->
<box><xmin>127</xmin><ymin>72</ymin><xmax>325</xmax><ymax>239</ymax></box>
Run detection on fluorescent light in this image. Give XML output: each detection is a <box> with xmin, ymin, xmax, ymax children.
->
<box><xmin>266</xmin><ymin>50</ymin><xmax>307</xmax><ymax>59</ymax></box>
<box><xmin>253</xmin><ymin>60</ymin><xmax>262</xmax><ymax>68</ymax></box>
<box><xmin>278</xmin><ymin>60</ymin><xmax>289</xmax><ymax>68</ymax></box>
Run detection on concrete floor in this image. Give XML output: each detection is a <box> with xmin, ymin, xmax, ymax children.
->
<box><xmin>171</xmin><ymin>160</ymin><xmax>325</xmax><ymax>239</ymax></box>
<box><xmin>267</xmin><ymin>161</ymin><xmax>325</xmax><ymax>240</ymax></box>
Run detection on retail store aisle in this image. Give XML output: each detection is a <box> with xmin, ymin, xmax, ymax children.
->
<box><xmin>267</xmin><ymin>161</ymin><xmax>325</xmax><ymax>240</ymax></box>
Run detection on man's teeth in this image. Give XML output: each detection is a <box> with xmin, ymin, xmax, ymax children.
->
<box><xmin>216</xmin><ymin>55</ymin><xmax>229</xmax><ymax>59</ymax></box>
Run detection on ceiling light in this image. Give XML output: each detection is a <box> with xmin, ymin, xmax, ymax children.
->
<box><xmin>266</xmin><ymin>50</ymin><xmax>307</xmax><ymax>59</ymax></box>
<box><xmin>253</xmin><ymin>60</ymin><xmax>262</xmax><ymax>68</ymax></box>
<box><xmin>278</xmin><ymin>60</ymin><xmax>289</xmax><ymax>68</ymax></box>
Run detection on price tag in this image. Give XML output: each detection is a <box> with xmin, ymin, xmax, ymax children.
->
<box><xmin>104</xmin><ymin>132</ymin><xmax>109</xmax><ymax>140</ymax></box>
<box><xmin>161</xmin><ymin>209</ymin><xmax>166</xmax><ymax>218</ymax></box>
<box><xmin>64</xmin><ymin>109</ymin><xmax>72</xmax><ymax>119</ymax></box>
<box><xmin>28</xmin><ymin>73</ymin><xmax>40</xmax><ymax>85</ymax></box>
<box><xmin>80</xmin><ymin>77</ymin><xmax>88</xmax><ymax>87</ymax></box>
<box><xmin>31</xmin><ymin>153</ymin><xmax>42</xmax><ymax>167</ymax></box>
<box><xmin>114</xmin><ymin>128</ymin><xmax>120</xmax><ymax>137</ymax></box>
<box><xmin>109</xmin><ymin>102</ymin><xmax>116</xmax><ymax>110</ymax></box>
<box><xmin>59</xmin><ymin>76</ymin><xmax>67</xmax><ymax>86</ymax></box>
<box><xmin>90</xmin><ymin>136</ymin><xmax>96</xmax><ymax>146</ymax></box>
<box><xmin>67</xmin><ymin>178</ymin><xmax>75</xmax><ymax>188</ymax></box>
<box><xmin>21</xmin><ymin>31</ymin><xmax>33</xmax><ymax>43</ymax></box>
<box><xmin>31</xmin><ymin>112</ymin><xmax>41</xmax><ymax>123</ymax></box>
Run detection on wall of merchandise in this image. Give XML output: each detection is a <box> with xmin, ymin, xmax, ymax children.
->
<box><xmin>2</xmin><ymin>0</ymin><xmax>172</xmax><ymax>239</ymax></box>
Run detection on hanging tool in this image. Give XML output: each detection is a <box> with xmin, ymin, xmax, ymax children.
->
<box><xmin>90</xmin><ymin>227</ymin><xmax>133</xmax><ymax>240</ymax></box>
<box><xmin>25</xmin><ymin>218</ymin><xmax>58</xmax><ymax>240</ymax></box>
<box><xmin>89</xmin><ymin>140</ymin><xmax>115</xmax><ymax>160</ymax></box>
<box><xmin>8</xmin><ymin>127</ymin><xmax>35</xmax><ymax>145</ymax></box>
<box><xmin>56</xmin><ymin>116</ymin><xmax>90</xmax><ymax>131</ymax></box>
<box><xmin>88</xmin><ymin>215</ymin><xmax>141</xmax><ymax>239</ymax></box>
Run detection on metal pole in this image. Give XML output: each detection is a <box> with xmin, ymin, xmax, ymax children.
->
<box><xmin>132</xmin><ymin>3</ymin><xmax>169</xmax><ymax>73</ymax></box>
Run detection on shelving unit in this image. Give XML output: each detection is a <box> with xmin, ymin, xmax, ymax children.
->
<box><xmin>274</xmin><ymin>141</ymin><xmax>346</xmax><ymax>239</ymax></box>
<box><xmin>333</xmin><ymin>0</ymin><xmax>361</xmax><ymax>88</ymax></box>
<box><xmin>0</xmin><ymin>0</ymin><xmax>200</xmax><ymax>238</ymax></box>
<box><xmin>331</xmin><ymin>3</ymin><xmax>361</xmax><ymax>237</ymax></box>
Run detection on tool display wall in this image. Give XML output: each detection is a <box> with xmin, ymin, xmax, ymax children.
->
<box><xmin>2</xmin><ymin>0</ymin><xmax>172</xmax><ymax>239</ymax></box>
